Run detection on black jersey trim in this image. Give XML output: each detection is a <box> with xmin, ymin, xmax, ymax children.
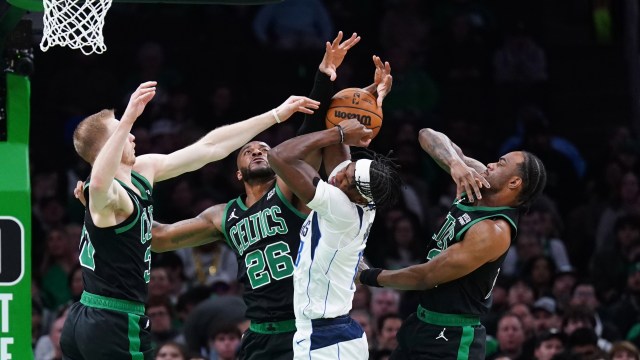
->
<box><xmin>454</xmin><ymin>214</ymin><xmax>517</xmax><ymax>241</ymax></box>
<box><xmin>275</xmin><ymin>183</ymin><xmax>307</xmax><ymax>219</ymax></box>
<box><xmin>221</xmin><ymin>200</ymin><xmax>234</xmax><ymax>248</ymax></box>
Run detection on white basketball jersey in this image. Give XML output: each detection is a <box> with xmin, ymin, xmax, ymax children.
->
<box><xmin>293</xmin><ymin>160</ymin><xmax>376</xmax><ymax>320</ymax></box>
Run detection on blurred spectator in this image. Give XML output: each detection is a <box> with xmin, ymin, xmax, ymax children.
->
<box><xmin>375</xmin><ymin>313</ymin><xmax>402</xmax><ymax>353</ymax></box>
<box><xmin>610</xmin><ymin>258</ymin><xmax>640</xmax><ymax>338</ymax></box>
<box><xmin>40</xmin><ymin>227</ymin><xmax>78</xmax><ymax>310</ymax></box>
<box><xmin>509</xmin><ymin>302</ymin><xmax>536</xmax><ymax>341</ymax></box>
<box><xmin>488</xmin><ymin>313</ymin><xmax>528</xmax><ymax>360</ymax></box>
<box><xmin>523</xmin><ymin>255</ymin><xmax>556</xmax><ymax>298</ymax></box>
<box><xmin>562</xmin><ymin>305</ymin><xmax>613</xmax><ymax>352</ymax></box>
<box><xmin>569</xmin><ymin>281</ymin><xmax>621</xmax><ymax>343</ymax></box>
<box><xmin>182</xmin><ymin>296</ymin><xmax>246</xmax><ymax>354</ymax></box>
<box><xmin>381</xmin><ymin>211</ymin><xmax>425</xmax><ymax>270</ymax></box>
<box><xmin>352</xmin><ymin>284</ymin><xmax>372</xmax><ymax>312</ymax></box>
<box><xmin>66</xmin><ymin>265</ymin><xmax>83</xmax><ymax>303</ymax></box>
<box><xmin>508</xmin><ymin>278</ymin><xmax>536</xmax><ymax>307</ymax></box>
<box><xmin>32</xmin><ymin>301</ymin><xmax>44</xmax><ymax>349</ymax></box>
<box><xmin>534</xmin><ymin>329</ymin><xmax>566</xmax><ymax>360</ymax></box>
<box><xmin>596</xmin><ymin>170</ymin><xmax>640</xmax><ymax>252</ymax></box>
<box><xmin>568</xmin><ymin>327</ymin><xmax>606</xmax><ymax>360</ymax></box>
<box><xmin>177</xmin><ymin>242</ymin><xmax>238</xmax><ymax>289</ymax></box>
<box><xmin>592</xmin><ymin>216</ymin><xmax>640</xmax><ymax>302</ymax></box>
<box><xmin>609</xmin><ymin>341</ymin><xmax>640</xmax><ymax>360</ymax></box>
<box><xmin>532</xmin><ymin>297</ymin><xmax>562</xmax><ymax>335</ymax></box>
<box><xmin>146</xmin><ymin>296</ymin><xmax>181</xmax><ymax>348</ymax></box>
<box><xmin>34</xmin><ymin>312</ymin><xmax>67</xmax><ymax>360</ymax></box>
<box><xmin>551</xmin><ymin>268</ymin><xmax>578</xmax><ymax>313</ymax></box>
<box><xmin>370</xmin><ymin>288</ymin><xmax>401</xmax><ymax>325</ymax></box>
<box><xmin>155</xmin><ymin>341</ymin><xmax>189</xmax><ymax>360</ymax></box>
<box><xmin>149</xmin><ymin>267</ymin><xmax>173</xmax><ymax>300</ymax></box>
<box><xmin>252</xmin><ymin>0</ymin><xmax>333</xmax><ymax>50</ymax></box>
<box><xmin>207</xmin><ymin>323</ymin><xmax>241</xmax><ymax>360</ymax></box>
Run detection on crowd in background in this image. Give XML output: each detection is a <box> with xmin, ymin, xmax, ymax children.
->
<box><xmin>27</xmin><ymin>0</ymin><xmax>640</xmax><ymax>359</ymax></box>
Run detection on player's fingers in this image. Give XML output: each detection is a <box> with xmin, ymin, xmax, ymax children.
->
<box><xmin>456</xmin><ymin>183</ymin><xmax>463</xmax><ymax>201</ymax></box>
<box><xmin>360</xmin><ymin>138</ymin><xmax>372</xmax><ymax>147</ymax></box>
<box><xmin>140</xmin><ymin>81</ymin><xmax>157</xmax><ymax>88</ymax></box>
<box><xmin>385</xmin><ymin>61</ymin><xmax>391</xmax><ymax>74</ymax></box>
<box><xmin>463</xmin><ymin>181</ymin><xmax>474</xmax><ymax>202</ymax></box>
<box><xmin>332</xmin><ymin>31</ymin><xmax>343</xmax><ymax>47</ymax></box>
<box><xmin>469</xmin><ymin>176</ymin><xmax>482</xmax><ymax>200</ymax></box>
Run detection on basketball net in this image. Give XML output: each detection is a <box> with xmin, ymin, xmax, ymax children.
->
<box><xmin>40</xmin><ymin>0</ymin><xmax>113</xmax><ymax>55</ymax></box>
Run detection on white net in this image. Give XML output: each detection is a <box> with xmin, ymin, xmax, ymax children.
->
<box><xmin>40</xmin><ymin>0</ymin><xmax>114</xmax><ymax>55</ymax></box>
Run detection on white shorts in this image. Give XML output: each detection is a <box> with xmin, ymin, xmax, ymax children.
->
<box><xmin>293</xmin><ymin>315</ymin><xmax>368</xmax><ymax>360</ymax></box>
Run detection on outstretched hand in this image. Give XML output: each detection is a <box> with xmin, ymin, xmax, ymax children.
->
<box><xmin>122</xmin><ymin>81</ymin><xmax>156</xmax><ymax>123</ymax></box>
<box><xmin>319</xmin><ymin>31</ymin><xmax>361</xmax><ymax>81</ymax></box>
<box><xmin>449</xmin><ymin>161</ymin><xmax>490</xmax><ymax>202</ymax></box>
<box><xmin>373</xmin><ymin>55</ymin><xmax>392</xmax><ymax>107</ymax></box>
<box><xmin>274</xmin><ymin>96</ymin><xmax>320</xmax><ymax>123</ymax></box>
<box><xmin>339</xmin><ymin>118</ymin><xmax>372</xmax><ymax>147</ymax></box>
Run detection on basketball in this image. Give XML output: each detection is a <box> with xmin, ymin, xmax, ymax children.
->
<box><xmin>326</xmin><ymin>88</ymin><xmax>383</xmax><ymax>139</ymax></box>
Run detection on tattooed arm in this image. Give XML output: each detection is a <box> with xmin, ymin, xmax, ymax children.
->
<box><xmin>418</xmin><ymin>128</ymin><xmax>490</xmax><ymax>202</ymax></box>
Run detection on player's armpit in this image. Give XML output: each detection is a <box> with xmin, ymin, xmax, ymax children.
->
<box><xmin>151</xmin><ymin>204</ymin><xmax>225</xmax><ymax>252</ymax></box>
<box><xmin>378</xmin><ymin>219</ymin><xmax>511</xmax><ymax>290</ymax></box>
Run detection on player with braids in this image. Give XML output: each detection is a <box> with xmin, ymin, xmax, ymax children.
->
<box><xmin>358</xmin><ymin>128</ymin><xmax>547</xmax><ymax>360</ymax></box>
<box><xmin>267</xmin><ymin>116</ymin><xmax>403</xmax><ymax>360</ymax></box>
<box><xmin>353</xmin><ymin>150</ymin><xmax>403</xmax><ymax>210</ymax></box>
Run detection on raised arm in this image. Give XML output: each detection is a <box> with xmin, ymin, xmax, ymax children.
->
<box><xmin>418</xmin><ymin>128</ymin><xmax>490</xmax><ymax>201</ymax></box>
<box><xmin>269</xmin><ymin>119</ymin><xmax>372</xmax><ymax>204</ymax></box>
<box><xmin>89</xmin><ymin>82</ymin><xmax>156</xmax><ymax>217</ymax></box>
<box><xmin>151</xmin><ymin>204</ymin><xmax>225</xmax><ymax>253</ymax></box>
<box><xmin>362</xmin><ymin>219</ymin><xmax>511</xmax><ymax>290</ymax></box>
<box><xmin>136</xmin><ymin>96</ymin><xmax>320</xmax><ymax>184</ymax></box>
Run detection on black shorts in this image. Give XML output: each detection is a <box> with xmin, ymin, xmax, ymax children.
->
<box><xmin>238</xmin><ymin>328</ymin><xmax>295</xmax><ymax>360</ymax></box>
<box><xmin>60</xmin><ymin>294</ymin><xmax>153</xmax><ymax>360</ymax></box>
<box><xmin>391</xmin><ymin>312</ymin><xmax>486</xmax><ymax>360</ymax></box>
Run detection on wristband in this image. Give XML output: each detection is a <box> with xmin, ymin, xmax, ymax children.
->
<box><xmin>335</xmin><ymin>124</ymin><xmax>344</xmax><ymax>143</ymax></box>
<box><xmin>272</xmin><ymin>109</ymin><xmax>282</xmax><ymax>123</ymax></box>
<box><xmin>359</xmin><ymin>268</ymin><xmax>383</xmax><ymax>287</ymax></box>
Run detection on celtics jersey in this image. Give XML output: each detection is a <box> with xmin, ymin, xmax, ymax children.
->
<box><xmin>419</xmin><ymin>196</ymin><xmax>519</xmax><ymax>315</ymax></box>
<box><xmin>222</xmin><ymin>183</ymin><xmax>306</xmax><ymax>322</ymax></box>
<box><xmin>79</xmin><ymin>171</ymin><xmax>154</xmax><ymax>304</ymax></box>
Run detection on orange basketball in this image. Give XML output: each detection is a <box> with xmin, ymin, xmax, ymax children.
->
<box><xmin>326</xmin><ymin>88</ymin><xmax>383</xmax><ymax>139</ymax></box>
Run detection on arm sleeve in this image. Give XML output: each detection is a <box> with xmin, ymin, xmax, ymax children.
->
<box><xmin>297</xmin><ymin>69</ymin><xmax>335</xmax><ymax>136</ymax></box>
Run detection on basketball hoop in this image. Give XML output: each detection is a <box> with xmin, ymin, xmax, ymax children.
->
<box><xmin>40</xmin><ymin>0</ymin><xmax>113</xmax><ymax>55</ymax></box>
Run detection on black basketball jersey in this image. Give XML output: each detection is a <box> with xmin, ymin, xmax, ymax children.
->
<box><xmin>222</xmin><ymin>183</ymin><xmax>306</xmax><ymax>322</ymax></box>
<box><xmin>419</xmin><ymin>195</ymin><xmax>519</xmax><ymax>315</ymax></box>
<box><xmin>80</xmin><ymin>171</ymin><xmax>154</xmax><ymax>304</ymax></box>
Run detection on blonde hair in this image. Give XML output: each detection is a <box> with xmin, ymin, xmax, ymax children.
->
<box><xmin>610</xmin><ymin>341</ymin><xmax>640</xmax><ymax>360</ymax></box>
<box><xmin>73</xmin><ymin>109</ymin><xmax>114</xmax><ymax>164</ymax></box>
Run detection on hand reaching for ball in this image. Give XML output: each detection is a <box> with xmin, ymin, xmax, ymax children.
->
<box><xmin>338</xmin><ymin>118</ymin><xmax>373</xmax><ymax>148</ymax></box>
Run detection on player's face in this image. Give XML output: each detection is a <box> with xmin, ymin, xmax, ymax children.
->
<box><xmin>329</xmin><ymin>162</ymin><xmax>367</xmax><ymax>205</ymax></box>
<box><xmin>482</xmin><ymin>151</ymin><xmax>524</xmax><ymax>191</ymax></box>
<box><xmin>236</xmin><ymin>141</ymin><xmax>275</xmax><ymax>183</ymax></box>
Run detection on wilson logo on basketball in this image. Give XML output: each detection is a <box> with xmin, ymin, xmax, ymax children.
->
<box><xmin>333</xmin><ymin>111</ymin><xmax>372</xmax><ymax>126</ymax></box>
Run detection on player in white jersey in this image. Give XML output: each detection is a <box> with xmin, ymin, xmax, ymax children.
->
<box><xmin>268</xmin><ymin>118</ymin><xmax>403</xmax><ymax>360</ymax></box>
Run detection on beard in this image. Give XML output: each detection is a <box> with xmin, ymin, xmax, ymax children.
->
<box><xmin>240</xmin><ymin>165</ymin><xmax>275</xmax><ymax>183</ymax></box>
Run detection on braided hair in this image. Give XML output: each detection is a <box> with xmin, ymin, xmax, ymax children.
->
<box><xmin>516</xmin><ymin>151</ymin><xmax>547</xmax><ymax>211</ymax></box>
<box><xmin>353</xmin><ymin>149</ymin><xmax>403</xmax><ymax>210</ymax></box>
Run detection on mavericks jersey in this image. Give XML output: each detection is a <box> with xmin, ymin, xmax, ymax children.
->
<box><xmin>222</xmin><ymin>183</ymin><xmax>306</xmax><ymax>322</ymax></box>
<box><xmin>80</xmin><ymin>171</ymin><xmax>154</xmax><ymax>304</ymax></box>
<box><xmin>420</xmin><ymin>196</ymin><xmax>518</xmax><ymax>315</ymax></box>
<box><xmin>294</xmin><ymin>161</ymin><xmax>375</xmax><ymax>321</ymax></box>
